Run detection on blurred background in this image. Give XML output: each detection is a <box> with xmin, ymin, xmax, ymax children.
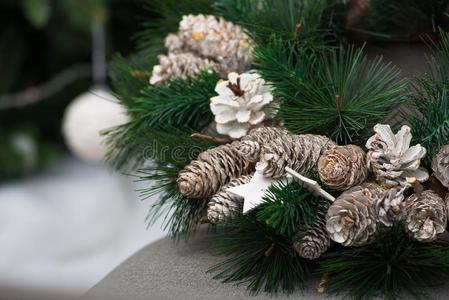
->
<box><xmin>0</xmin><ymin>0</ymin><xmax>165</xmax><ymax>296</ymax></box>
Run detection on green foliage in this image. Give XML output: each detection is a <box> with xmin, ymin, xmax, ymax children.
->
<box><xmin>208</xmin><ymin>214</ymin><xmax>311</xmax><ymax>294</ymax></box>
<box><xmin>353</xmin><ymin>0</ymin><xmax>449</xmax><ymax>38</ymax></box>
<box><xmin>106</xmin><ymin>71</ymin><xmax>219</xmax><ymax>170</ymax></box>
<box><xmin>213</xmin><ymin>0</ymin><xmax>344</xmax><ymax>44</ymax></box>
<box><xmin>319</xmin><ymin>225</ymin><xmax>449</xmax><ymax>300</ymax></box>
<box><xmin>254</xmin><ymin>39</ymin><xmax>408</xmax><ymax>144</ymax></box>
<box><xmin>20</xmin><ymin>0</ymin><xmax>51</xmax><ymax>28</ymax></box>
<box><xmin>257</xmin><ymin>179</ymin><xmax>329</xmax><ymax>236</ymax></box>
<box><xmin>409</xmin><ymin>31</ymin><xmax>449</xmax><ymax>165</ymax></box>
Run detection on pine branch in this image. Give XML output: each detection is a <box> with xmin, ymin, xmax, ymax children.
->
<box><xmin>208</xmin><ymin>214</ymin><xmax>311</xmax><ymax>294</ymax></box>
<box><xmin>319</xmin><ymin>225</ymin><xmax>449</xmax><ymax>300</ymax></box>
<box><xmin>254</xmin><ymin>39</ymin><xmax>408</xmax><ymax>144</ymax></box>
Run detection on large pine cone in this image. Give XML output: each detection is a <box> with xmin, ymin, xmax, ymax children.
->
<box><xmin>431</xmin><ymin>144</ymin><xmax>449</xmax><ymax>188</ymax></box>
<box><xmin>177</xmin><ymin>141</ymin><xmax>253</xmax><ymax>198</ymax></box>
<box><xmin>260</xmin><ymin>134</ymin><xmax>336</xmax><ymax>178</ymax></box>
<box><xmin>404</xmin><ymin>190</ymin><xmax>447</xmax><ymax>242</ymax></box>
<box><xmin>294</xmin><ymin>207</ymin><xmax>330</xmax><ymax>260</ymax></box>
<box><xmin>318</xmin><ymin>145</ymin><xmax>368</xmax><ymax>191</ymax></box>
<box><xmin>326</xmin><ymin>183</ymin><xmax>385</xmax><ymax>247</ymax></box>
<box><xmin>207</xmin><ymin>175</ymin><xmax>252</xmax><ymax>223</ymax></box>
<box><xmin>376</xmin><ymin>187</ymin><xmax>406</xmax><ymax>227</ymax></box>
<box><xmin>239</xmin><ymin>127</ymin><xmax>289</xmax><ymax>162</ymax></box>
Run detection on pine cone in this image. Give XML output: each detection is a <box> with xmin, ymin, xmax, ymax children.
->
<box><xmin>431</xmin><ymin>144</ymin><xmax>449</xmax><ymax>188</ymax></box>
<box><xmin>164</xmin><ymin>33</ymin><xmax>186</xmax><ymax>54</ymax></box>
<box><xmin>260</xmin><ymin>134</ymin><xmax>336</xmax><ymax>178</ymax></box>
<box><xmin>149</xmin><ymin>52</ymin><xmax>217</xmax><ymax>84</ymax></box>
<box><xmin>207</xmin><ymin>175</ymin><xmax>252</xmax><ymax>223</ymax></box>
<box><xmin>294</xmin><ymin>207</ymin><xmax>330</xmax><ymax>260</ymax></box>
<box><xmin>318</xmin><ymin>145</ymin><xmax>368</xmax><ymax>191</ymax></box>
<box><xmin>376</xmin><ymin>186</ymin><xmax>406</xmax><ymax>227</ymax></box>
<box><xmin>177</xmin><ymin>141</ymin><xmax>253</xmax><ymax>198</ymax></box>
<box><xmin>326</xmin><ymin>183</ymin><xmax>385</xmax><ymax>246</ymax></box>
<box><xmin>404</xmin><ymin>190</ymin><xmax>447</xmax><ymax>242</ymax></box>
<box><xmin>366</xmin><ymin>124</ymin><xmax>429</xmax><ymax>188</ymax></box>
<box><xmin>239</xmin><ymin>127</ymin><xmax>289</xmax><ymax>162</ymax></box>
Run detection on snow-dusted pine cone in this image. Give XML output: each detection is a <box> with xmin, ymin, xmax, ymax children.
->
<box><xmin>294</xmin><ymin>207</ymin><xmax>330</xmax><ymax>260</ymax></box>
<box><xmin>431</xmin><ymin>144</ymin><xmax>449</xmax><ymax>188</ymax></box>
<box><xmin>366</xmin><ymin>124</ymin><xmax>429</xmax><ymax>188</ymax></box>
<box><xmin>376</xmin><ymin>186</ymin><xmax>406</xmax><ymax>227</ymax></box>
<box><xmin>210</xmin><ymin>72</ymin><xmax>274</xmax><ymax>139</ymax></box>
<box><xmin>175</xmin><ymin>14</ymin><xmax>253</xmax><ymax>76</ymax></box>
<box><xmin>149</xmin><ymin>52</ymin><xmax>217</xmax><ymax>84</ymax></box>
<box><xmin>239</xmin><ymin>127</ymin><xmax>289</xmax><ymax>162</ymax></box>
<box><xmin>326</xmin><ymin>183</ymin><xmax>386</xmax><ymax>247</ymax></box>
<box><xmin>207</xmin><ymin>175</ymin><xmax>252</xmax><ymax>223</ymax></box>
<box><xmin>318</xmin><ymin>145</ymin><xmax>368</xmax><ymax>191</ymax></box>
<box><xmin>260</xmin><ymin>134</ymin><xmax>336</xmax><ymax>178</ymax></box>
<box><xmin>177</xmin><ymin>141</ymin><xmax>253</xmax><ymax>198</ymax></box>
<box><xmin>404</xmin><ymin>190</ymin><xmax>447</xmax><ymax>242</ymax></box>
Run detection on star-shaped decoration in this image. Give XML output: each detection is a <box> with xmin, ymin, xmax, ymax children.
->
<box><xmin>227</xmin><ymin>162</ymin><xmax>287</xmax><ymax>213</ymax></box>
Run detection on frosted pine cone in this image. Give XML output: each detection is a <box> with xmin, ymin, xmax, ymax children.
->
<box><xmin>431</xmin><ymin>144</ymin><xmax>449</xmax><ymax>188</ymax></box>
<box><xmin>326</xmin><ymin>183</ymin><xmax>385</xmax><ymax>246</ymax></box>
<box><xmin>177</xmin><ymin>141</ymin><xmax>253</xmax><ymax>198</ymax></box>
<box><xmin>177</xmin><ymin>14</ymin><xmax>253</xmax><ymax>76</ymax></box>
<box><xmin>376</xmin><ymin>186</ymin><xmax>406</xmax><ymax>227</ymax></box>
<box><xmin>366</xmin><ymin>124</ymin><xmax>429</xmax><ymax>188</ymax></box>
<box><xmin>210</xmin><ymin>72</ymin><xmax>274</xmax><ymax>139</ymax></box>
<box><xmin>164</xmin><ymin>33</ymin><xmax>186</xmax><ymax>54</ymax></box>
<box><xmin>239</xmin><ymin>127</ymin><xmax>289</xmax><ymax>162</ymax></box>
<box><xmin>260</xmin><ymin>134</ymin><xmax>336</xmax><ymax>178</ymax></box>
<box><xmin>207</xmin><ymin>175</ymin><xmax>252</xmax><ymax>223</ymax></box>
<box><xmin>404</xmin><ymin>190</ymin><xmax>447</xmax><ymax>242</ymax></box>
<box><xmin>150</xmin><ymin>53</ymin><xmax>217</xmax><ymax>84</ymax></box>
<box><xmin>294</xmin><ymin>207</ymin><xmax>330</xmax><ymax>260</ymax></box>
<box><xmin>318</xmin><ymin>145</ymin><xmax>368</xmax><ymax>191</ymax></box>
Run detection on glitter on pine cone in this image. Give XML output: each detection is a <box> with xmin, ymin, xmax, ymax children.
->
<box><xmin>318</xmin><ymin>145</ymin><xmax>368</xmax><ymax>191</ymax></box>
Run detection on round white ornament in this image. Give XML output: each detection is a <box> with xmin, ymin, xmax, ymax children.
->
<box><xmin>62</xmin><ymin>86</ymin><xmax>129</xmax><ymax>163</ymax></box>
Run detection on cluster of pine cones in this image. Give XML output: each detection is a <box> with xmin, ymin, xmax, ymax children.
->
<box><xmin>176</xmin><ymin>124</ymin><xmax>449</xmax><ymax>260</ymax></box>
<box><xmin>150</xmin><ymin>14</ymin><xmax>253</xmax><ymax>84</ymax></box>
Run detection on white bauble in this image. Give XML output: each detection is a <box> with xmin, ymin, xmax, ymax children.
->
<box><xmin>62</xmin><ymin>87</ymin><xmax>129</xmax><ymax>163</ymax></box>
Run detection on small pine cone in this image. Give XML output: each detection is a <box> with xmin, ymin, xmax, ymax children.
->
<box><xmin>207</xmin><ymin>175</ymin><xmax>252</xmax><ymax>223</ymax></box>
<box><xmin>164</xmin><ymin>33</ymin><xmax>186</xmax><ymax>54</ymax></box>
<box><xmin>260</xmin><ymin>134</ymin><xmax>336</xmax><ymax>178</ymax></box>
<box><xmin>326</xmin><ymin>183</ymin><xmax>385</xmax><ymax>246</ymax></box>
<box><xmin>177</xmin><ymin>141</ymin><xmax>253</xmax><ymax>198</ymax></box>
<box><xmin>376</xmin><ymin>187</ymin><xmax>406</xmax><ymax>227</ymax></box>
<box><xmin>404</xmin><ymin>190</ymin><xmax>447</xmax><ymax>242</ymax></box>
<box><xmin>318</xmin><ymin>145</ymin><xmax>368</xmax><ymax>191</ymax></box>
<box><xmin>239</xmin><ymin>127</ymin><xmax>289</xmax><ymax>162</ymax></box>
<box><xmin>431</xmin><ymin>144</ymin><xmax>449</xmax><ymax>188</ymax></box>
<box><xmin>149</xmin><ymin>52</ymin><xmax>217</xmax><ymax>84</ymax></box>
<box><xmin>294</xmin><ymin>207</ymin><xmax>331</xmax><ymax>260</ymax></box>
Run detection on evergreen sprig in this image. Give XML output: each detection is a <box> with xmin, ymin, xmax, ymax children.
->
<box><xmin>319</xmin><ymin>225</ymin><xmax>449</xmax><ymax>300</ymax></box>
<box><xmin>254</xmin><ymin>40</ymin><xmax>408</xmax><ymax>144</ymax></box>
<box><xmin>208</xmin><ymin>214</ymin><xmax>311</xmax><ymax>294</ymax></box>
<box><xmin>257</xmin><ymin>179</ymin><xmax>329</xmax><ymax>237</ymax></box>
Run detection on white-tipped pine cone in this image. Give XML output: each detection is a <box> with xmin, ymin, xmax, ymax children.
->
<box><xmin>239</xmin><ymin>127</ymin><xmax>289</xmax><ymax>162</ymax></box>
<box><xmin>177</xmin><ymin>14</ymin><xmax>253</xmax><ymax>76</ymax></box>
<box><xmin>210</xmin><ymin>72</ymin><xmax>274</xmax><ymax>139</ymax></box>
<box><xmin>404</xmin><ymin>190</ymin><xmax>447</xmax><ymax>242</ymax></box>
<box><xmin>177</xmin><ymin>141</ymin><xmax>253</xmax><ymax>198</ymax></box>
<box><xmin>431</xmin><ymin>144</ymin><xmax>449</xmax><ymax>188</ymax></box>
<box><xmin>260</xmin><ymin>134</ymin><xmax>336</xmax><ymax>178</ymax></box>
<box><xmin>294</xmin><ymin>207</ymin><xmax>330</xmax><ymax>260</ymax></box>
<box><xmin>366</xmin><ymin>124</ymin><xmax>429</xmax><ymax>188</ymax></box>
<box><xmin>318</xmin><ymin>145</ymin><xmax>368</xmax><ymax>191</ymax></box>
<box><xmin>326</xmin><ymin>183</ymin><xmax>385</xmax><ymax>247</ymax></box>
<box><xmin>149</xmin><ymin>52</ymin><xmax>217</xmax><ymax>84</ymax></box>
<box><xmin>376</xmin><ymin>186</ymin><xmax>406</xmax><ymax>227</ymax></box>
<box><xmin>207</xmin><ymin>175</ymin><xmax>252</xmax><ymax>223</ymax></box>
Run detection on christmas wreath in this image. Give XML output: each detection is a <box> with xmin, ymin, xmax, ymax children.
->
<box><xmin>106</xmin><ymin>1</ymin><xmax>449</xmax><ymax>298</ymax></box>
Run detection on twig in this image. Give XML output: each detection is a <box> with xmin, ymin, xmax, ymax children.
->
<box><xmin>191</xmin><ymin>133</ymin><xmax>231</xmax><ymax>144</ymax></box>
<box><xmin>0</xmin><ymin>64</ymin><xmax>91</xmax><ymax>110</ymax></box>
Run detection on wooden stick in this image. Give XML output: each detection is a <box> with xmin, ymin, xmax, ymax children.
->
<box><xmin>285</xmin><ymin>167</ymin><xmax>335</xmax><ymax>202</ymax></box>
<box><xmin>190</xmin><ymin>133</ymin><xmax>230</xmax><ymax>144</ymax></box>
